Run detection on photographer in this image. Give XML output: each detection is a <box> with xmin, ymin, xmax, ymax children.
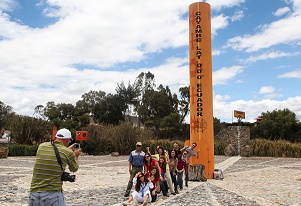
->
<box><xmin>28</xmin><ymin>128</ymin><xmax>81</xmax><ymax>206</ymax></box>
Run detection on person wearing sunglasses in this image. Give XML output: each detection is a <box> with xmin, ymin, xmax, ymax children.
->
<box><xmin>180</xmin><ymin>142</ymin><xmax>200</xmax><ymax>187</ymax></box>
<box><xmin>122</xmin><ymin>172</ymin><xmax>153</xmax><ymax>206</ymax></box>
<box><xmin>124</xmin><ymin>142</ymin><xmax>145</xmax><ymax>197</ymax></box>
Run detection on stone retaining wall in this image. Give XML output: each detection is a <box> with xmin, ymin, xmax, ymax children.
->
<box><xmin>215</xmin><ymin>126</ymin><xmax>250</xmax><ymax>156</ymax></box>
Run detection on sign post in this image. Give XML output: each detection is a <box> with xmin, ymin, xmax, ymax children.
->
<box><xmin>234</xmin><ymin>110</ymin><xmax>245</xmax><ymax>155</ymax></box>
<box><xmin>189</xmin><ymin>2</ymin><xmax>214</xmax><ymax>179</ymax></box>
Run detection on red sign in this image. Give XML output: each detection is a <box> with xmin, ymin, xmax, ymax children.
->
<box><xmin>75</xmin><ymin>131</ymin><xmax>88</xmax><ymax>141</ymax></box>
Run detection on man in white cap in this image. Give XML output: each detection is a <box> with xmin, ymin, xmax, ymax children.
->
<box><xmin>29</xmin><ymin>128</ymin><xmax>81</xmax><ymax>206</ymax></box>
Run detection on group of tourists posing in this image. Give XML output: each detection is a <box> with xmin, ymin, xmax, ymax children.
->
<box><xmin>123</xmin><ymin>142</ymin><xmax>199</xmax><ymax>206</ymax></box>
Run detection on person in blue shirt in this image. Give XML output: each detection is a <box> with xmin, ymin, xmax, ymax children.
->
<box><xmin>124</xmin><ymin>142</ymin><xmax>145</xmax><ymax>197</ymax></box>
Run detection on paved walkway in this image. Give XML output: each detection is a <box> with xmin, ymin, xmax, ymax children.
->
<box><xmin>1</xmin><ymin>155</ymin><xmax>301</xmax><ymax>205</ymax></box>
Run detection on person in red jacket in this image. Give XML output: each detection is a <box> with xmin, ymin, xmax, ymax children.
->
<box><xmin>176</xmin><ymin>152</ymin><xmax>187</xmax><ymax>190</ymax></box>
<box><xmin>143</xmin><ymin>153</ymin><xmax>161</xmax><ymax>177</ymax></box>
<box><xmin>145</xmin><ymin>166</ymin><xmax>160</xmax><ymax>203</ymax></box>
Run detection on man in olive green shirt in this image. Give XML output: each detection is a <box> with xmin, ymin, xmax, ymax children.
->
<box><xmin>29</xmin><ymin>128</ymin><xmax>81</xmax><ymax>206</ymax></box>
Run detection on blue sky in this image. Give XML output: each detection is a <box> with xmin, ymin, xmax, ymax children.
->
<box><xmin>0</xmin><ymin>0</ymin><xmax>301</xmax><ymax>123</ymax></box>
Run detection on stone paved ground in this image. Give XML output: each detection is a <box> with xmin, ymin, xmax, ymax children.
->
<box><xmin>1</xmin><ymin>155</ymin><xmax>301</xmax><ymax>206</ymax></box>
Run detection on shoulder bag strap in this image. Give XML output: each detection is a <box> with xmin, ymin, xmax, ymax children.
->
<box><xmin>51</xmin><ymin>141</ymin><xmax>64</xmax><ymax>171</ymax></box>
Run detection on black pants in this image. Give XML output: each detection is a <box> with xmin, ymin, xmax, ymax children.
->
<box><xmin>150</xmin><ymin>189</ymin><xmax>157</xmax><ymax>202</ymax></box>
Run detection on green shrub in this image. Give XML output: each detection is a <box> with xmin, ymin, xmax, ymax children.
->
<box><xmin>214</xmin><ymin>140</ymin><xmax>228</xmax><ymax>155</ymax></box>
<box><xmin>81</xmin><ymin>123</ymin><xmax>155</xmax><ymax>155</ymax></box>
<box><xmin>249</xmin><ymin>138</ymin><xmax>301</xmax><ymax>158</ymax></box>
<box><xmin>8</xmin><ymin>144</ymin><xmax>38</xmax><ymax>156</ymax></box>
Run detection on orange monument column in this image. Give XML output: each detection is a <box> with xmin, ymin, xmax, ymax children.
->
<box><xmin>189</xmin><ymin>2</ymin><xmax>214</xmax><ymax>179</ymax></box>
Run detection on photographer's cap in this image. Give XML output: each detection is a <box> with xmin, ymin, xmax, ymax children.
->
<box><xmin>136</xmin><ymin>142</ymin><xmax>142</xmax><ymax>146</ymax></box>
<box><xmin>55</xmin><ymin>128</ymin><xmax>72</xmax><ymax>140</ymax></box>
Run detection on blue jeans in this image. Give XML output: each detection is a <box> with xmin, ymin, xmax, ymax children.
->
<box><xmin>171</xmin><ymin>172</ymin><xmax>178</xmax><ymax>191</ymax></box>
<box><xmin>177</xmin><ymin>171</ymin><xmax>184</xmax><ymax>189</ymax></box>
<box><xmin>28</xmin><ymin>192</ymin><xmax>65</xmax><ymax>206</ymax></box>
<box><xmin>185</xmin><ymin>164</ymin><xmax>189</xmax><ymax>186</ymax></box>
<box><xmin>160</xmin><ymin>173</ymin><xmax>168</xmax><ymax>196</ymax></box>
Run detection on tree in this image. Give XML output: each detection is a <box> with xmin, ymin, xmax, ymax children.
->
<box><xmin>43</xmin><ymin>101</ymin><xmax>60</xmax><ymax>121</ymax></box>
<box><xmin>138</xmin><ymin>85</ymin><xmax>178</xmax><ymax>136</ymax></box>
<box><xmin>93</xmin><ymin>94</ymin><xmax>126</xmax><ymax>125</ymax></box>
<box><xmin>255</xmin><ymin>108</ymin><xmax>301</xmax><ymax>142</ymax></box>
<box><xmin>115</xmin><ymin>80</ymin><xmax>140</xmax><ymax>117</ymax></box>
<box><xmin>41</xmin><ymin>102</ymin><xmax>88</xmax><ymax>129</ymax></box>
<box><xmin>33</xmin><ymin>105</ymin><xmax>47</xmax><ymax>120</ymax></box>
<box><xmin>160</xmin><ymin>112</ymin><xmax>181</xmax><ymax>138</ymax></box>
<box><xmin>135</xmin><ymin>71</ymin><xmax>156</xmax><ymax>94</ymax></box>
<box><xmin>213</xmin><ymin>117</ymin><xmax>227</xmax><ymax>135</ymax></box>
<box><xmin>178</xmin><ymin>86</ymin><xmax>190</xmax><ymax>123</ymax></box>
<box><xmin>81</xmin><ymin>90</ymin><xmax>106</xmax><ymax>115</ymax></box>
<box><xmin>0</xmin><ymin>101</ymin><xmax>13</xmax><ymax>129</ymax></box>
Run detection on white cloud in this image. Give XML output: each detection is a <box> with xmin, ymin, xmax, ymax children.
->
<box><xmin>211</xmin><ymin>14</ymin><xmax>229</xmax><ymax>37</ymax></box>
<box><xmin>273</xmin><ymin>7</ymin><xmax>290</xmax><ymax>17</ymax></box>
<box><xmin>206</xmin><ymin>0</ymin><xmax>245</xmax><ymax>11</ymax></box>
<box><xmin>212</xmin><ymin>49</ymin><xmax>221</xmax><ymax>56</ymax></box>
<box><xmin>259</xmin><ymin>86</ymin><xmax>282</xmax><ymax>99</ymax></box>
<box><xmin>259</xmin><ymin>86</ymin><xmax>275</xmax><ymax>94</ymax></box>
<box><xmin>215</xmin><ymin>94</ymin><xmax>231</xmax><ymax>101</ymax></box>
<box><xmin>245</xmin><ymin>50</ymin><xmax>301</xmax><ymax>63</ymax></box>
<box><xmin>213</xmin><ymin>66</ymin><xmax>244</xmax><ymax>85</ymax></box>
<box><xmin>231</xmin><ymin>10</ymin><xmax>244</xmax><ymax>22</ymax></box>
<box><xmin>0</xmin><ymin>0</ymin><xmax>18</xmax><ymax>12</ymax></box>
<box><xmin>0</xmin><ymin>12</ymin><xmax>32</xmax><ymax>39</ymax></box>
<box><xmin>278</xmin><ymin>69</ymin><xmax>301</xmax><ymax>78</ymax></box>
<box><xmin>226</xmin><ymin>1</ymin><xmax>301</xmax><ymax>52</ymax></box>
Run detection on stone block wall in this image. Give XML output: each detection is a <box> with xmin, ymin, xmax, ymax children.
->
<box><xmin>215</xmin><ymin>126</ymin><xmax>250</xmax><ymax>156</ymax></box>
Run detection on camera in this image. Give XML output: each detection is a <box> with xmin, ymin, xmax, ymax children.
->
<box><xmin>75</xmin><ymin>143</ymin><xmax>80</xmax><ymax>149</ymax></box>
<box><xmin>61</xmin><ymin>172</ymin><xmax>76</xmax><ymax>182</ymax></box>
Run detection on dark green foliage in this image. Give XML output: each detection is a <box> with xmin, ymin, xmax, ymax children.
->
<box><xmin>255</xmin><ymin>108</ymin><xmax>301</xmax><ymax>142</ymax></box>
<box><xmin>8</xmin><ymin>144</ymin><xmax>38</xmax><ymax>156</ymax></box>
<box><xmin>93</xmin><ymin>94</ymin><xmax>126</xmax><ymax>125</ymax></box>
<box><xmin>116</xmin><ymin>80</ymin><xmax>141</xmax><ymax>118</ymax></box>
<box><xmin>213</xmin><ymin>117</ymin><xmax>228</xmax><ymax>136</ymax></box>
<box><xmin>5</xmin><ymin>114</ymin><xmax>52</xmax><ymax>144</ymax></box>
<box><xmin>0</xmin><ymin>101</ymin><xmax>13</xmax><ymax>130</ymax></box>
<box><xmin>178</xmin><ymin>86</ymin><xmax>189</xmax><ymax>123</ymax></box>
